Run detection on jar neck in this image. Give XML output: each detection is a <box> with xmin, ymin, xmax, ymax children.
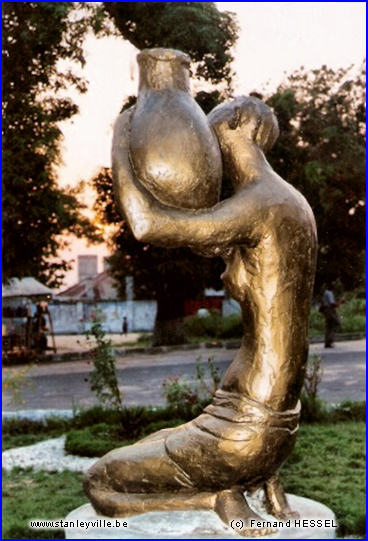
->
<box><xmin>138</xmin><ymin>56</ymin><xmax>190</xmax><ymax>92</ymax></box>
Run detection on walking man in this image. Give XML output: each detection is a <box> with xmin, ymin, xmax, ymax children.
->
<box><xmin>321</xmin><ymin>287</ymin><xmax>341</xmax><ymax>348</ymax></box>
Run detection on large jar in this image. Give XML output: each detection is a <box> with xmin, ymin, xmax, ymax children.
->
<box><xmin>129</xmin><ymin>48</ymin><xmax>222</xmax><ymax>209</ymax></box>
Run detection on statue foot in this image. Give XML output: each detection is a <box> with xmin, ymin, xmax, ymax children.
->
<box><xmin>242</xmin><ymin>528</ymin><xmax>278</xmax><ymax>538</ymax></box>
<box><xmin>215</xmin><ymin>487</ymin><xmax>277</xmax><ymax>537</ymax></box>
<box><xmin>264</xmin><ymin>474</ymin><xmax>299</xmax><ymax>520</ymax></box>
<box><xmin>273</xmin><ymin>507</ymin><xmax>300</xmax><ymax>521</ymax></box>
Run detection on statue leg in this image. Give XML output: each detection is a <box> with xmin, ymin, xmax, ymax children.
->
<box><xmin>84</xmin><ymin>435</ymin><xmax>217</xmax><ymax>517</ymax></box>
<box><xmin>264</xmin><ymin>474</ymin><xmax>299</xmax><ymax>519</ymax></box>
<box><xmin>85</xmin><ymin>485</ymin><xmax>217</xmax><ymax>518</ymax></box>
<box><xmin>215</xmin><ymin>486</ymin><xmax>277</xmax><ymax>537</ymax></box>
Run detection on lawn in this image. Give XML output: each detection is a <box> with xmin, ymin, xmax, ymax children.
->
<box><xmin>281</xmin><ymin>422</ymin><xmax>366</xmax><ymax>538</ymax></box>
<box><xmin>2</xmin><ymin>421</ymin><xmax>365</xmax><ymax>539</ymax></box>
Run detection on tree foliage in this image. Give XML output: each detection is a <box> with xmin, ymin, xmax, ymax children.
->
<box><xmin>2</xmin><ymin>2</ymin><xmax>105</xmax><ymax>286</ymax></box>
<box><xmin>103</xmin><ymin>2</ymin><xmax>238</xmax><ymax>88</ymax></box>
<box><xmin>266</xmin><ymin>64</ymin><xmax>366</xmax><ymax>293</ymax></box>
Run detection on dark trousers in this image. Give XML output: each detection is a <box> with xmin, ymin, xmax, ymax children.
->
<box><xmin>323</xmin><ymin>308</ymin><xmax>340</xmax><ymax>347</ymax></box>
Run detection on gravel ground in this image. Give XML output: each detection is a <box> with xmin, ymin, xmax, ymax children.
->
<box><xmin>2</xmin><ymin>436</ymin><xmax>97</xmax><ymax>473</ymax></box>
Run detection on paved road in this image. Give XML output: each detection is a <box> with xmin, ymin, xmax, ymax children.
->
<box><xmin>3</xmin><ymin>341</ymin><xmax>365</xmax><ymax>411</ymax></box>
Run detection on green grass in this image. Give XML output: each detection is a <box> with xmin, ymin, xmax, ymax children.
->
<box><xmin>2</xmin><ymin>421</ymin><xmax>365</xmax><ymax>539</ymax></box>
<box><xmin>2</xmin><ymin>469</ymin><xmax>85</xmax><ymax>539</ymax></box>
<box><xmin>282</xmin><ymin>422</ymin><xmax>366</xmax><ymax>539</ymax></box>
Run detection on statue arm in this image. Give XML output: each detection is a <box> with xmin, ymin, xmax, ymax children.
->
<box><xmin>112</xmin><ymin>110</ymin><xmax>261</xmax><ymax>251</ymax></box>
<box><xmin>112</xmin><ymin>109</ymin><xmax>154</xmax><ymax>240</ymax></box>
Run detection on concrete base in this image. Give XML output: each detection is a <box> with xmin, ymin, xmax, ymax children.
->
<box><xmin>64</xmin><ymin>493</ymin><xmax>336</xmax><ymax>539</ymax></box>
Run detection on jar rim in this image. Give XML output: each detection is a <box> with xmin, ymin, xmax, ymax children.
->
<box><xmin>137</xmin><ymin>48</ymin><xmax>190</xmax><ymax>66</ymax></box>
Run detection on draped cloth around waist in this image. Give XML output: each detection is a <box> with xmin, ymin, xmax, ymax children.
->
<box><xmin>164</xmin><ymin>389</ymin><xmax>301</xmax><ymax>488</ymax></box>
<box><xmin>193</xmin><ymin>389</ymin><xmax>301</xmax><ymax>441</ymax></box>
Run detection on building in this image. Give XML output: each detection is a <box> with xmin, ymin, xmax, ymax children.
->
<box><xmin>53</xmin><ymin>256</ymin><xmax>156</xmax><ymax>333</ymax></box>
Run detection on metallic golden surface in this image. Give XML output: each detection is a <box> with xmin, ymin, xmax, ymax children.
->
<box><xmin>84</xmin><ymin>50</ymin><xmax>317</xmax><ymax>537</ymax></box>
<box><xmin>130</xmin><ymin>48</ymin><xmax>222</xmax><ymax>208</ymax></box>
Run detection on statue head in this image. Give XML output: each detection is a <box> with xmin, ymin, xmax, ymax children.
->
<box><xmin>208</xmin><ymin>96</ymin><xmax>279</xmax><ymax>153</ymax></box>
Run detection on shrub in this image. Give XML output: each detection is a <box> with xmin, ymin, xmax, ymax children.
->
<box><xmin>329</xmin><ymin>400</ymin><xmax>366</xmax><ymax>422</ymax></box>
<box><xmin>300</xmin><ymin>397</ymin><xmax>366</xmax><ymax>424</ymax></box>
<box><xmin>309</xmin><ymin>310</ymin><xmax>325</xmax><ymax>337</ymax></box>
<box><xmin>162</xmin><ymin>376</ymin><xmax>201</xmax><ymax>416</ymax></box>
<box><xmin>338</xmin><ymin>296</ymin><xmax>365</xmax><ymax>333</ymax></box>
<box><xmin>300</xmin><ymin>393</ymin><xmax>328</xmax><ymax>423</ymax></box>
<box><xmin>72</xmin><ymin>405</ymin><xmax>122</xmax><ymax>428</ymax></box>
<box><xmin>195</xmin><ymin>355</ymin><xmax>221</xmax><ymax>396</ymax></box>
<box><xmin>183</xmin><ymin>310</ymin><xmax>242</xmax><ymax>339</ymax></box>
<box><xmin>303</xmin><ymin>354</ymin><xmax>323</xmax><ymax>400</ymax></box>
<box><xmin>162</xmin><ymin>355</ymin><xmax>219</xmax><ymax>417</ymax></box>
<box><xmin>309</xmin><ymin>295</ymin><xmax>366</xmax><ymax>337</ymax></box>
<box><xmin>2</xmin><ymin>365</ymin><xmax>33</xmax><ymax>405</ymax></box>
<box><xmin>65</xmin><ymin>418</ymin><xmax>186</xmax><ymax>457</ymax></box>
<box><xmin>119</xmin><ymin>406</ymin><xmax>147</xmax><ymax>439</ymax></box>
<box><xmin>220</xmin><ymin>313</ymin><xmax>243</xmax><ymax>338</ymax></box>
<box><xmin>340</xmin><ymin>313</ymin><xmax>366</xmax><ymax>333</ymax></box>
<box><xmin>300</xmin><ymin>354</ymin><xmax>325</xmax><ymax>422</ymax></box>
<box><xmin>2</xmin><ymin>416</ymin><xmax>69</xmax><ymax>436</ymax></box>
<box><xmin>87</xmin><ymin>312</ymin><xmax>123</xmax><ymax>411</ymax></box>
<box><xmin>140</xmin><ymin>418</ymin><xmax>185</xmax><ymax>437</ymax></box>
<box><xmin>183</xmin><ymin>314</ymin><xmax>211</xmax><ymax>338</ymax></box>
<box><xmin>65</xmin><ymin>423</ymin><xmax>126</xmax><ymax>457</ymax></box>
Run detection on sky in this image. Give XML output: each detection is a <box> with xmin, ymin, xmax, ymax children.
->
<box><xmin>56</xmin><ymin>1</ymin><xmax>366</xmax><ymax>289</ymax></box>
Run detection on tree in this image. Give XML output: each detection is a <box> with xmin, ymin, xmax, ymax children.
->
<box><xmin>266</xmin><ymin>64</ymin><xmax>366</xmax><ymax>293</ymax></box>
<box><xmin>103</xmin><ymin>2</ymin><xmax>237</xmax><ymax>88</ymax></box>
<box><xmin>92</xmin><ymin>3</ymin><xmax>238</xmax><ymax>344</ymax></box>
<box><xmin>2</xmin><ymin>2</ymin><xmax>106</xmax><ymax>286</ymax></box>
<box><xmin>94</xmin><ymin>168</ymin><xmax>224</xmax><ymax>345</ymax></box>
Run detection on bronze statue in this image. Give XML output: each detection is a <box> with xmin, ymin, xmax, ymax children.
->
<box><xmin>84</xmin><ymin>49</ymin><xmax>317</xmax><ymax>537</ymax></box>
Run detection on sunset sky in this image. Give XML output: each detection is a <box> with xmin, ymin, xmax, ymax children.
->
<box><xmin>56</xmin><ymin>2</ymin><xmax>366</xmax><ymax>289</ymax></box>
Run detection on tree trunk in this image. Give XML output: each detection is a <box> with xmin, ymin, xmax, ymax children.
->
<box><xmin>153</xmin><ymin>295</ymin><xmax>187</xmax><ymax>346</ymax></box>
<box><xmin>153</xmin><ymin>317</ymin><xmax>186</xmax><ymax>346</ymax></box>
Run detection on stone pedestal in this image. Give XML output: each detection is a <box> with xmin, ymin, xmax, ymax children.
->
<box><xmin>64</xmin><ymin>494</ymin><xmax>336</xmax><ymax>539</ymax></box>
